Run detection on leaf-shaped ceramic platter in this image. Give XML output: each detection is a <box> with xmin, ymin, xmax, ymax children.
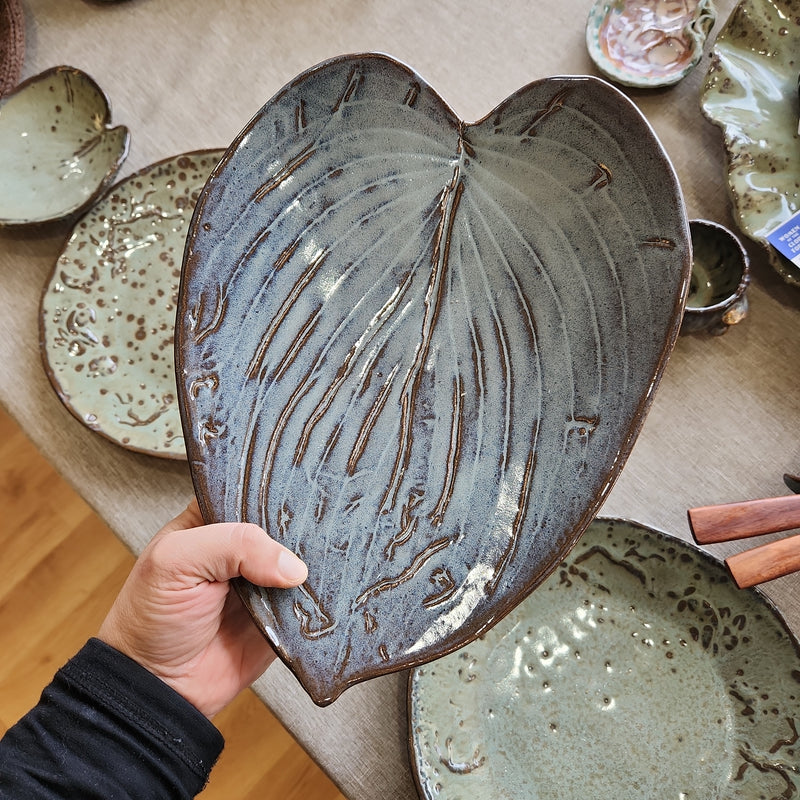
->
<box><xmin>700</xmin><ymin>0</ymin><xmax>800</xmax><ymax>287</ymax></box>
<box><xmin>40</xmin><ymin>150</ymin><xmax>225</xmax><ymax>459</ymax></box>
<box><xmin>176</xmin><ymin>54</ymin><xmax>691</xmax><ymax>705</ymax></box>
<box><xmin>0</xmin><ymin>65</ymin><xmax>129</xmax><ymax>227</ymax></box>
<box><xmin>409</xmin><ymin>517</ymin><xmax>800</xmax><ymax>799</ymax></box>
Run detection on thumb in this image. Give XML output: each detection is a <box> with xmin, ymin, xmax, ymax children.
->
<box><xmin>150</xmin><ymin>521</ymin><xmax>308</xmax><ymax>589</ymax></box>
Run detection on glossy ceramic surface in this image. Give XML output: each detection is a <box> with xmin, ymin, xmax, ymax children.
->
<box><xmin>681</xmin><ymin>219</ymin><xmax>750</xmax><ymax>335</ymax></box>
<box><xmin>409</xmin><ymin>517</ymin><xmax>800</xmax><ymax>800</ymax></box>
<box><xmin>701</xmin><ymin>0</ymin><xmax>800</xmax><ymax>287</ymax></box>
<box><xmin>176</xmin><ymin>54</ymin><xmax>691</xmax><ymax>706</ymax></box>
<box><xmin>0</xmin><ymin>65</ymin><xmax>129</xmax><ymax>227</ymax></box>
<box><xmin>0</xmin><ymin>0</ymin><xmax>25</xmax><ymax>99</ymax></box>
<box><xmin>586</xmin><ymin>0</ymin><xmax>716</xmax><ymax>89</ymax></box>
<box><xmin>41</xmin><ymin>150</ymin><xmax>224</xmax><ymax>459</ymax></box>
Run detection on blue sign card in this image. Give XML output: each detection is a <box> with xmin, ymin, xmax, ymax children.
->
<box><xmin>767</xmin><ymin>210</ymin><xmax>800</xmax><ymax>266</ymax></box>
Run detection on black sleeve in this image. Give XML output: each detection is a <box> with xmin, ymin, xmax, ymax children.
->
<box><xmin>0</xmin><ymin>638</ymin><xmax>224</xmax><ymax>799</ymax></box>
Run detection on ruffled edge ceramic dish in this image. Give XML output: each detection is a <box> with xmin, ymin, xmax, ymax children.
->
<box><xmin>586</xmin><ymin>0</ymin><xmax>716</xmax><ymax>89</ymax></box>
<box><xmin>176</xmin><ymin>53</ymin><xmax>690</xmax><ymax>706</ymax></box>
<box><xmin>700</xmin><ymin>0</ymin><xmax>800</xmax><ymax>287</ymax></box>
<box><xmin>0</xmin><ymin>65</ymin><xmax>130</xmax><ymax>227</ymax></box>
<box><xmin>40</xmin><ymin>149</ymin><xmax>225</xmax><ymax>459</ymax></box>
<box><xmin>408</xmin><ymin>517</ymin><xmax>800</xmax><ymax>800</ymax></box>
<box><xmin>0</xmin><ymin>0</ymin><xmax>25</xmax><ymax>99</ymax></box>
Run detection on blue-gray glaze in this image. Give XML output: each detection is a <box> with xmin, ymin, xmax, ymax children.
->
<box><xmin>176</xmin><ymin>54</ymin><xmax>690</xmax><ymax>705</ymax></box>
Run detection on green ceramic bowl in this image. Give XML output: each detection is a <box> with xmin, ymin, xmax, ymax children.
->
<box><xmin>681</xmin><ymin>219</ymin><xmax>750</xmax><ymax>335</ymax></box>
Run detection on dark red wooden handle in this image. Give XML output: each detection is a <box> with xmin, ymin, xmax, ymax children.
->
<box><xmin>687</xmin><ymin>494</ymin><xmax>800</xmax><ymax>544</ymax></box>
<box><xmin>726</xmin><ymin>533</ymin><xmax>800</xmax><ymax>588</ymax></box>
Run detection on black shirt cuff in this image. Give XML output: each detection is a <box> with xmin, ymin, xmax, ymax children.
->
<box><xmin>0</xmin><ymin>638</ymin><xmax>224</xmax><ymax>799</ymax></box>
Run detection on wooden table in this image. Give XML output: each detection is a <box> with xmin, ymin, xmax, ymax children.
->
<box><xmin>2</xmin><ymin>0</ymin><xmax>799</xmax><ymax>796</ymax></box>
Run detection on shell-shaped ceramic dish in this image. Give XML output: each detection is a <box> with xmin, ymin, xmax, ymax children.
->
<box><xmin>700</xmin><ymin>0</ymin><xmax>800</xmax><ymax>287</ymax></box>
<box><xmin>586</xmin><ymin>0</ymin><xmax>716</xmax><ymax>89</ymax></box>
<box><xmin>0</xmin><ymin>0</ymin><xmax>25</xmax><ymax>99</ymax></box>
<box><xmin>40</xmin><ymin>150</ymin><xmax>225</xmax><ymax>459</ymax></box>
<box><xmin>0</xmin><ymin>65</ymin><xmax>129</xmax><ymax>227</ymax></box>
<box><xmin>409</xmin><ymin>517</ymin><xmax>800</xmax><ymax>800</ymax></box>
<box><xmin>176</xmin><ymin>54</ymin><xmax>691</xmax><ymax>706</ymax></box>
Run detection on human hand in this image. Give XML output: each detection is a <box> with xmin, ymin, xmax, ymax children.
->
<box><xmin>98</xmin><ymin>499</ymin><xmax>307</xmax><ymax>718</ymax></box>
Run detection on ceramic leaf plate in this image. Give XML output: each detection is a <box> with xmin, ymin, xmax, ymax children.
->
<box><xmin>409</xmin><ymin>518</ymin><xmax>800</xmax><ymax>800</ymax></box>
<box><xmin>176</xmin><ymin>54</ymin><xmax>690</xmax><ymax>705</ymax></box>
<box><xmin>41</xmin><ymin>149</ymin><xmax>225</xmax><ymax>459</ymax></box>
<box><xmin>700</xmin><ymin>0</ymin><xmax>800</xmax><ymax>287</ymax></box>
<box><xmin>0</xmin><ymin>65</ymin><xmax>129</xmax><ymax>227</ymax></box>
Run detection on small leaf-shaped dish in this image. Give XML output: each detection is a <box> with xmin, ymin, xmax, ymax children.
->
<box><xmin>40</xmin><ymin>150</ymin><xmax>225</xmax><ymax>459</ymax></box>
<box><xmin>700</xmin><ymin>0</ymin><xmax>800</xmax><ymax>287</ymax></box>
<box><xmin>0</xmin><ymin>65</ymin><xmax>129</xmax><ymax>227</ymax></box>
<box><xmin>586</xmin><ymin>0</ymin><xmax>716</xmax><ymax>89</ymax></box>
<box><xmin>409</xmin><ymin>518</ymin><xmax>800</xmax><ymax>800</ymax></box>
<box><xmin>176</xmin><ymin>54</ymin><xmax>691</xmax><ymax>705</ymax></box>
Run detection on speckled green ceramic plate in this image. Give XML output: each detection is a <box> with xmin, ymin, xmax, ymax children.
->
<box><xmin>409</xmin><ymin>517</ymin><xmax>800</xmax><ymax>799</ymax></box>
<box><xmin>40</xmin><ymin>149</ymin><xmax>224</xmax><ymax>459</ymax></box>
<box><xmin>700</xmin><ymin>0</ymin><xmax>800</xmax><ymax>287</ymax></box>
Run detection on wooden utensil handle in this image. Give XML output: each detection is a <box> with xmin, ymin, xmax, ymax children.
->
<box><xmin>726</xmin><ymin>533</ymin><xmax>800</xmax><ymax>588</ymax></box>
<box><xmin>687</xmin><ymin>494</ymin><xmax>800</xmax><ymax>544</ymax></box>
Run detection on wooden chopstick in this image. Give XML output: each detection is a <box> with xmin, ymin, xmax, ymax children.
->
<box><xmin>687</xmin><ymin>494</ymin><xmax>800</xmax><ymax>544</ymax></box>
<box><xmin>726</xmin><ymin>533</ymin><xmax>800</xmax><ymax>588</ymax></box>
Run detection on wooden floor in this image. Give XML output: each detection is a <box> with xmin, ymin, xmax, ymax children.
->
<box><xmin>0</xmin><ymin>406</ymin><xmax>346</xmax><ymax>800</ymax></box>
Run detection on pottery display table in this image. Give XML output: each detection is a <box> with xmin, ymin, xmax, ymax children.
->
<box><xmin>1</xmin><ymin>0</ymin><xmax>799</xmax><ymax>797</ymax></box>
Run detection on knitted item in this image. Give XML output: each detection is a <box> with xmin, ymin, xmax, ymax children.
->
<box><xmin>0</xmin><ymin>0</ymin><xmax>25</xmax><ymax>98</ymax></box>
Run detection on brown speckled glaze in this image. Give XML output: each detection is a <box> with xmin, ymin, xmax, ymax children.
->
<box><xmin>41</xmin><ymin>150</ymin><xmax>224</xmax><ymax>459</ymax></box>
<box><xmin>0</xmin><ymin>0</ymin><xmax>25</xmax><ymax>99</ymax></box>
<box><xmin>409</xmin><ymin>518</ymin><xmax>800</xmax><ymax>799</ymax></box>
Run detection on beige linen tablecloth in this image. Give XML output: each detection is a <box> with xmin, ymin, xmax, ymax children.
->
<box><xmin>2</xmin><ymin>0</ymin><xmax>799</xmax><ymax>797</ymax></box>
